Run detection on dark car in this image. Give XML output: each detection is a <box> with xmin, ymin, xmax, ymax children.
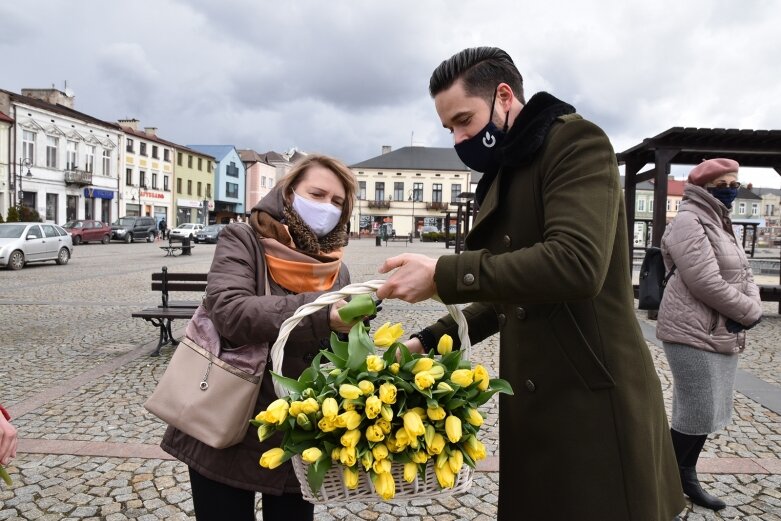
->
<box><xmin>63</xmin><ymin>219</ymin><xmax>112</xmax><ymax>245</ymax></box>
<box><xmin>194</xmin><ymin>224</ymin><xmax>227</xmax><ymax>244</ymax></box>
<box><xmin>111</xmin><ymin>216</ymin><xmax>158</xmax><ymax>243</ymax></box>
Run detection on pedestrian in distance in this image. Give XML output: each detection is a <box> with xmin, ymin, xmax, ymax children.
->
<box><xmin>161</xmin><ymin>155</ymin><xmax>359</xmax><ymax>521</ymax></box>
<box><xmin>657</xmin><ymin>158</ymin><xmax>762</xmax><ymax>511</ymax></box>
<box><xmin>376</xmin><ymin>46</ymin><xmax>685</xmax><ymax>520</ymax></box>
<box><xmin>158</xmin><ymin>218</ymin><xmax>167</xmax><ymax>242</ymax></box>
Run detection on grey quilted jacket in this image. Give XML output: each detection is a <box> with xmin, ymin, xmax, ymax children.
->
<box><xmin>656</xmin><ymin>184</ymin><xmax>761</xmax><ymax>354</ymax></box>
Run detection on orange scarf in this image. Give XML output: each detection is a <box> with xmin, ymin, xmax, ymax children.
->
<box><xmin>260</xmin><ymin>237</ymin><xmax>343</xmax><ymax>293</ymax></box>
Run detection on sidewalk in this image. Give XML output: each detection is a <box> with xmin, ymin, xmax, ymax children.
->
<box><xmin>0</xmin><ymin>239</ymin><xmax>778</xmax><ymax>520</ymax></box>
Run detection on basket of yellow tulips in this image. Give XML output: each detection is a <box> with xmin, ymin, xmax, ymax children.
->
<box><xmin>253</xmin><ymin>280</ymin><xmax>513</xmax><ymax>503</ymax></box>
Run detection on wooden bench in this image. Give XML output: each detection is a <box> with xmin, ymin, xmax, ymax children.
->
<box><xmin>384</xmin><ymin>234</ymin><xmax>411</xmax><ymax>246</ymax></box>
<box><xmin>131</xmin><ymin>267</ymin><xmax>208</xmax><ymax>356</ymax></box>
<box><xmin>159</xmin><ymin>238</ymin><xmax>195</xmax><ymax>257</ymax></box>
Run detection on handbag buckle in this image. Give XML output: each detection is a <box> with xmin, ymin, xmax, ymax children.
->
<box><xmin>200</xmin><ymin>361</ymin><xmax>212</xmax><ymax>391</ymax></box>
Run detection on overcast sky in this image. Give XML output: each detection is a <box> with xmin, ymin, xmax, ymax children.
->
<box><xmin>2</xmin><ymin>0</ymin><xmax>779</xmax><ymax>188</ymax></box>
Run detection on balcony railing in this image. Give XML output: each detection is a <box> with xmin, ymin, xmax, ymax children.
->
<box><xmin>426</xmin><ymin>201</ymin><xmax>448</xmax><ymax>211</ymax></box>
<box><xmin>64</xmin><ymin>169</ymin><xmax>93</xmax><ymax>186</ymax></box>
<box><xmin>367</xmin><ymin>200</ymin><xmax>391</xmax><ymax>209</ymax></box>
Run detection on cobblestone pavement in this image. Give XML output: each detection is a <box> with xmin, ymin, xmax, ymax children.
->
<box><xmin>0</xmin><ymin>238</ymin><xmax>779</xmax><ymax>520</ymax></box>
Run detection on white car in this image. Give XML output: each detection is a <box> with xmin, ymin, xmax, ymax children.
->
<box><xmin>0</xmin><ymin>222</ymin><xmax>74</xmax><ymax>270</ymax></box>
<box><xmin>169</xmin><ymin>223</ymin><xmax>204</xmax><ymax>241</ymax></box>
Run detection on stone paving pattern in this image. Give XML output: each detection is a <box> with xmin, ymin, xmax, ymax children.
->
<box><xmin>0</xmin><ymin>239</ymin><xmax>779</xmax><ymax>519</ymax></box>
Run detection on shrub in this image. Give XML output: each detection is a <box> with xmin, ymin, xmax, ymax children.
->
<box><xmin>5</xmin><ymin>206</ymin><xmax>20</xmax><ymax>222</ymax></box>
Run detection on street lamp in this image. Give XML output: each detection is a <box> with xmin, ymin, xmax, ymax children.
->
<box><xmin>13</xmin><ymin>157</ymin><xmax>32</xmax><ymax>208</ymax></box>
<box><xmin>408</xmin><ymin>189</ymin><xmax>417</xmax><ymax>241</ymax></box>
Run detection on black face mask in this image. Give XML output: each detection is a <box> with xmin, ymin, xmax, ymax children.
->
<box><xmin>454</xmin><ymin>88</ymin><xmax>509</xmax><ymax>174</ymax></box>
<box><xmin>707</xmin><ymin>186</ymin><xmax>738</xmax><ymax>209</ymax></box>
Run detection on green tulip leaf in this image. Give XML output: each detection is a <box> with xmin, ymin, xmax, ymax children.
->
<box><xmin>471</xmin><ymin>390</ymin><xmax>498</xmax><ymax>407</ymax></box>
<box><xmin>490</xmin><ymin>378</ymin><xmax>515</xmax><ymax>395</ymax></box>
<box><xmin>329</xmin><ymin>332</ymin><xmax>349</xmax><ymax>361</ymax></box>
<box><xmin>270</xmin><ymin>371</ymin><xmax>309</xmax><ymax>394</ymax></box>
<box><xmin>338</xmin><ymin>294</ymin><xmax>376</xmax><ymax>323</ymax></box>
<box><xmin>347</xmin><ymin>321</ymin><xmax>376</xmax><ymax>371</ymax></box>
<box><xmin>439</xmin><ymin>350</ymin><xmax>463</xmax><ymax>371</ymax></box>
<box><xmin>0</xmin><ymin>465</ymin><xmax>12</xmax><ymax>486</ymax></box>
<box><xmin>321</xmin><ymin>350</ymin><xmax>347</xmax><ymax>368</ymax></box>
<box><xmin>382</xmin><ymin>344</ymin><xmax>399</xmax><ymax>365</ymax></box>
<box><xmin>307</xmin><ymin>456</ymin><xmax>332</xmax><ymax>498</ymax></box>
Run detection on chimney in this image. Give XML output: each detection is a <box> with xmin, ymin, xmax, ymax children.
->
<box><xmin>118</xmin><ymin>118</ymin><xmax>139</xmax><ymax>131</ymax></box>
<box><xmin>144</xmin><ymin>127</ymin><xmax>157</xmax><ymax>137</ymax></box>
<box><xmin>747</xmin><ymin>182</ymin><xmax>753</xmax><ymax>191</ymax></box>
<box><xmin>21</xmin><ymin>88</ymin><xmax>75</xmax><ymax>109</ymax></box>
<box><xmin>381</xmin><ymin>145</ymin><xmax>392</xmax><ymax>155</ymax></box>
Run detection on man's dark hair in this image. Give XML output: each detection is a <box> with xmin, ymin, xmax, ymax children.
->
<box><xmin>429</xmin><ymin>46</ymin><xmax>525</xmax><ymax>104</ymax></box>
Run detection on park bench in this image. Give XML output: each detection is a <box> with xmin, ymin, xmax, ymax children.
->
<box><xmin>131</xmin><ymin>266</ymin><xmax>208</xmax><ymax>356</ymax></box>
<box><xmin>159</xmin><ymin>237</ymin><xmax>195</xmax><ymax>257</ymax></box>
<box><xmin>384</xmin><ymin>234</ymin><xmax>411</xmax><ymax>246</ymax></box>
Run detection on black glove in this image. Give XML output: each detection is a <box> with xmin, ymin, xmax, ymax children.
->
<box><xmin>725</xmin><ymin>319</ymin><xmax>744</xmax><ymax>333</ymax></box>
<box><xmin>363</xmin><ymin>299</ymin><xmax>383</xmax><ymax>327</ymax></box>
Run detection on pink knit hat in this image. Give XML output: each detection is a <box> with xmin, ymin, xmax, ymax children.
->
<box><xmin>687</xmin><ymin>158</ymin><xmax>739</xmax><ymax>186</ymax></box>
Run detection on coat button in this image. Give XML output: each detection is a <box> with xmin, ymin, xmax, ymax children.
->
<box><xmin>463</xmin><ymin>273</ymin><xmax>475</xmax><ymax>285</ymax></box>
<box><xmin>516</xmin><ymin>307</ymin><xmax>526</xmax><ymax>320</ymax></box>
<box><xmin>502</xmin><ymin>235</ymin><xmax>512</xmax><ymax>248</ymax></box>
<box><xmin>497</xmin><ymin>313</ymin><xmax>506</xmax><ymax>327</ymax></box>
<box><xmin>525</xmin><ymin>379</ymin><xmax>536</xmax><ymax>392</ymax></box>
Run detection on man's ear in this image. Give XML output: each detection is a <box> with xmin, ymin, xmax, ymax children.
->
<box><xmin>496</xmin><ymin>82</ymin><xmax>514</xmax><ymax>110</ymax></box>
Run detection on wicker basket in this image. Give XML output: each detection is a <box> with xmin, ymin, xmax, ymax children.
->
<box><xmin>270</xmin><ymin>279</ymin><xmax>474</xmax><ymax>504</ymax></box>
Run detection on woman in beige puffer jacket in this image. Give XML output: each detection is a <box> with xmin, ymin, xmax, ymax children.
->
<box><xmin>657</xmin><ymin>158</ymin><xmax>762</xmax><ymax>512</ymax></box>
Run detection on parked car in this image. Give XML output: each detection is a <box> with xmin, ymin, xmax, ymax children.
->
<box><xmin>111</xmin><ymin>216</ymin><xmax>157</xmax><ymax>243</ymax></box>
<box><xmin>169</xmin><ymin>223</ymin><xmax>204</xmax><ymax>241</ymax></box>
<box><xmin>194</xmin><ymin>224</ymin><xmax>227</xmax><ymax>244</ymax></box>
<box><xmin>63</xmin><ymin>219</ymin><xmax>112</xmax><ymax>245</ymax></box>
<box><xmin>0</xmin><ymin>222</ymin><xmax>73</xmax><ymax>270</ymax></box>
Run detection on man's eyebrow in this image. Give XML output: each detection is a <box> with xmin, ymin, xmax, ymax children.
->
<box><xmin>443</xmin><ymin>110</ymin><xmax>471</xmax><ymax>127</ymax></box>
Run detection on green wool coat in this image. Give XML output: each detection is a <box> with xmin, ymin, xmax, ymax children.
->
<box><xmin>427</xmin><ymin>96</ymin><xmax>685</xmax><ymax>520</ymax></box>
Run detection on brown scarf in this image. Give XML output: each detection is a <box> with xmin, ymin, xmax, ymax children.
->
<box><xmin>248</xmin><ymin>209</ymin><xmax>345</xmax><ymax>293</ymax></box>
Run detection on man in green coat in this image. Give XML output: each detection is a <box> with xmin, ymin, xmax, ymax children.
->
<box><xmin>377</xmin><ymin>47</ymin><xmax>685</xmax><ymax>520</ymax></box>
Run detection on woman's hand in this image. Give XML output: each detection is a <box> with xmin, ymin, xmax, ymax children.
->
<box><xmin>329</xmin><ymin>299</ymin><xmax>354</xmax><ymax>333</ymax></box>
<box><xmin>0</xmin><ymin>415</ymin><xmax>17</xmax><ymax>466</ymax></box>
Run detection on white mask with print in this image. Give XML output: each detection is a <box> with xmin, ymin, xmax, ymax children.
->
<box><xmin>292</xmin><ymin>192</ymin><xmax>342</xmax><ymax>237</ymax></box>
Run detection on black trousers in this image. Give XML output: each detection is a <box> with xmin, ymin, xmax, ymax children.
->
<box><xmin>669</xmin><ymin>428</ymin><xmax>708</xmax><ymax>468</ymax></box>
<box><xmin>188</xmin><ymin>467</ymin><xmax>314</xmax><ymax>521</ymax></box>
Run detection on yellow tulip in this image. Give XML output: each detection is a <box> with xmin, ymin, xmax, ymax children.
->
<box><xmin>411</xmin><ymin>407</ymin><xmax>427</xmax><ymax>420</ymax></box>
<box><xmin>415</xmin><ymin>371</ymin><xmax>435</xmax><ymax>390</ymax></box>
<box><xmin>436</xmin><ymin>382</ymin><xmax>453</xmax><ymax>392</ymax></box>
<box><xmin>372</xmin><ymin>458</ymin><xmax>392</xmax><ymax>474</ymax></box>
<box><xmin>434</xmin><ymin>461</ymin><xmax>456</xmax><ymax>489</ymax></box>
<box><xmin>404</xmin><ymin>462</ymin><xmax>418</xmax><ymax>483</ymax></box>
<box><xmin>338</xmin><ymin>410</ymin><xmax>363</xmax><ymax>430</ymax></box>
<box><xmin>411</xmin><ymin>450</ymin><xmax>429</xmax><ymax>464</ymax></box>
<box><xmin>372</xmin><ymin>443</ymin><xmax>389</xmax><ymax>460</ymax></box>
<box><xmin>428</xmin><ymin>364</ymin><xmax>445</xmax><ymax>380</ymax></box>
<box><xmin>300</xmin><ymin>397</ymin><xmax>320</xmax><ymax>414</ymax></box>
<box><xmin>424</xmin><ymin>424</ymin><xmax>436</xmax><ymax>447</ymax></box>
<box><xmin>256</xmin><ymin>423</ymin><xmax>275</xmax><ymax>442</ymax></box>
<box><xmin>264</xmin><ymin>398</ymin><xmax>290</xmax><ymax>425</ymax></box>
<box><xmin>380</xmin><ymin>405</ymin><xmax>394</xmax><ymax>422</ymax></box>
<box><xmin>366</xmin><ymin>424</ymin><xmax>385</xmax><ymax>442</ymax></box>
<box><xmin>366</xmin><ymin>355</ymin><xmax>386</xmax><ymax>372</ymax></box>
<box><xmin>341</xmin><ymin>429</ymin><xmax>362</xmax><ymax>448</ymax></box>
<box><xmin>259</xmin><ymin>448</ymin><xmax>286</xmax><ymax>469</ymax></box>
<box><xmin>412</xmin><ymin>357</ymin><xmax>434</xmax><ymax>374</ymax></box>
<box><xmin>301</xmin><ymin>447</ymin><xmax>322</xmax><ymax>464</ymax></box>
<box><xmin>339</xmin><ymin>446</ymin><xmax>357</xmax><ymax>467</ymax></box>
<box><xmin>403</xmin><ymin>410</ymin><xmax>426</xmax><ymax>438</ymax></box>
<box><xmin>463</xmin><ymin>435</ymin><xmax>487</xmax><ymax>461</ymax></box>
<box><xmin>375</xmin><ymin>418</ymin><xmax>392</xmax><ymax>434</ymax></box>
<box><xmin>474</xmin><ymin>364</ymin><xmax>490</xmax><ymax>391</ymax></box>
<box><xmin>365</xmin><ymin>395</ymin><xmax>382</xmax><ymax>419</ymax></box>
<box><xmin>361</xmin><ymin>450</ymin><xmax>374</xmax><ymax>471</ymax></box>
<box><xmin>288</xmin><ymin>400</ymin><xmax>304</xmax><ymax>416</ymax></box>
<box><xmin>448</xmin><ymin>449</ymin><xmax>464</xmax><ymax>474</ymax></box>
<box><xmin>339</xmin><ymin>384</ymin><xmax>362</xmax><ymax>400</ymax></box>
<box><xmin>318</xmin><ymin>417</ymin><xmax>338</xmax><ymax>433</ymax></box>
<box><xmin>331</xmin><ymin>447</ymin><xmax>341</xmax><ymax>461</ymax></box>
<box><xmin>373</xmin><ymin>322</ymin><xmax>404</xmax><ymax>347</ymax></box>
<box><xmin>379</xmin><ymin>383</ymin><xmax>397</xmax><ymax>404</ymax></box>
<box><xmin>344</xmin><ymin>466</ymin><xmax>359</xmax><ymax>489</ymax></box>
<box><xmin>322</xmin><ymin>397</ymin><xmax>339</xmax><ymax>418</ymax></box>
<box><xmin>437</xmin><ymin>334</ymin><xmax>453</xmax><ymax>355</ymax></box>
<box><xmin>450</xmin><ymin>369</ymin><xmax>474</xmax><ymax>387</ymax></box>
<box><xmin>389</xmin><ymin>362</ymin><xmax>400</xmax><ymax>374</ymax></box>
<box><xmin>445</xmin><ymin>415</ymin><xmax>463</xmax><ymax>443</ymax></box>
<box><xmin>426</xmin><ymin>405</ymin><xmax>447</xmax><ymax>421</ymax></box>
<box><xmin>343</xmin><ymin>400</ymin><xmax>357</xmax><ymax>411</ymax></box>
<box><xmin>465</xmin><ymin>408</ymin><xmax>484</xmax><ymax>427</ymax></box>
<box><xmin>358</xmin><ymin>380</ymin><xmax>375</xmax><ymax>395</ymax></box>
<box><xmin>427</xmin><ymin>432</ymin><xmax>445</xmax><ymax>455</ymax></box>
<box><xmin>384</xmin><ymin>434</ymin><xmax>403</xmax><ymax>454</ymax></box>
<box><xmin>296</xmin><ymin>413</ymin><xmax>313</xmax><ymax>430</ymax></box>
<box><xmin>373</xmin><ymin>471</ymin><xmax>396</xmax><ymax>500</ymax></box>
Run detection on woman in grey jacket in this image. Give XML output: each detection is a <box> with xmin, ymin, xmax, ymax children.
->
<box><xmin>657</xmin><ymin>158</ymin><xmax>762</xmax><ymax>511</ymax></box>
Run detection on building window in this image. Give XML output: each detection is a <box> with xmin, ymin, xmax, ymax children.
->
<box><xmin>751</xmin><ymin>203</ymin><xmax>759</xmax><ymax>216</ymax></box>
<box><xmin>412</xmin><ymin>183</ymin><xmax>423</xmax><ymax>202</ymax></box>
<box><xmin>164</xmin><ymin>176</ymin><xmax>169</xmax><ymax>191</ymax></box>
<box><xmin>140</xmin><ymin>171</ymin><xmax>147</xmax><ymax>188</ymax></box>
<box><xmin>152</xmin><ymin>173</ymin><xmax>158</xmax><ymax>189</ymax></box>
<box><xmin>649</xmin><ymin>198</ymin><xmax>654</xmax><ymax>211</ymax></box>
<box><xmin>451</xmin><ymin>184</ymin><xmax>461</xmax><ymax>202</ymax></box>
<box><xmin>226</xmin><ymin>162</ymin><xmax>239</xmax><ymax>177</ymax></box>
<box><xmin>765</xmin><ymin>204</ymin><xmax>776</xmax><ymax>216</ymax></box>
<box><xmin>675</xmin><ymin>200</ymin><xmax>681</xmax><ymax>211</ymax></box>
<box><xmin>207</xmin><ymin>161</ymin><xmax>212</xmax><ymax>173</ymax></box>
<box><xmin>140</xmin><ymin>142</ymin><xmax>147</xmax><ymax>156</ymax></box>
<box><xmin>85</xmin><ymin>145</ymin><xmax>95</xmax><ymax>173</ymax></box>
<box><xmin>187</xmin><ymin>180</ymin><xmax>192</xmax><ymax>195</ymax></box>
<box><xmin>666</xmin><ymin>199</ymin><xmax>671</xmax><ymax>211</ymax></box>
<box><xmin>102</xmin><ymin>149</ymin><xmax>111</xmax><ymax>175</ymax></box>
<box><xmin>226</xmin><ymin>182</ymin><xmax>239</xmax><ymax>198</ymax></box>
<box><xmin>177</xmin><ymin>178</ymin><xmax>182</xmax><ymax>194</ymax></box>
<box><xmin>188</xmin><ymin>155</ymin><xmax>193</xmax><ymax>168</ymax></box>
<box><xmin>198</xmin><ymin>157</ymin><xmax>203</xmax><ymax>171</ymax></box>
<box><xmin>46</xmin><ymin>136</ymin><xmax>58</xmax><ymax>168</ymax></box>
<box><xmin>261</xmin><ymin>176</ymin><xmax>266</xmax><ymax>188</ymax></box>
<box><xmin>637</xmin><ymin>199</ymin><xmax>646</xmax><ymax>212</ymax></box>
<box><xmin>177</xmin><ymin>152</ymin><xmax>183</xmax><ymax>166</ymax></box>
<box><xmin>126</xmin><ymin>168</ymin><xmax>133</xmax><ymax>186</ymax></box>
<box><xmin>375</xmin><ymin>181</ymin><xmax>385</xmax><ymax>201</ymax></box>
<box><xmin>126</xmin><ymin>138</ymin><xmax>134</xmax><ymax>153</ymax></box>
<box><xmin>23</xmin><ymin>131</ymin><xmax>36</xmax><ymax>163</ymax></box>
<box><xmin>394</xmin><ymin>182</ymin><xmax>404</xmax><ymax>201</ymax></box>
<box><xmin>66</xmin><ymin>195</ymin><xmax>78</xmax><ymax>221</ymax></box>
<box><xmin>358</xmin><ymin>181</ymin><xmax>366</xmax><ymax>200</ymax></box>
<box><xmin>197</xmin><ymin>181</ymin><xmax>202</xmax><ymax>197</ymax></box>
<box><xmin>432</xmin><ymin>183</ymin><xmax>442</xmax><ymax>203</ymax></box>
<box><xmin>152</xmin><ymin>145</ymin><xmax>159</xmax><ymax>159</ymax></box>
<box><xmin>46</xmin><ymin>193</ymin><xmax>58</xmax><ymax>221</ymax></box>
<box><xmin>206</xmin><ymin>183</ymin><xmax>211</xmax><ymax>198</ymax></box>
<box><xmin>164</xmin><ymin>149</ymin><xmax>170</xmax><ymax>162</ymax></box>
<box><xmin>738</xmin><ymin>202</ymin><xmax>746</xmax><ymax>214</ymax></box>
<box><xmin>66</xmin><ymin>140</ymin><xmax>78</xmax><ymax>170</ymax></box>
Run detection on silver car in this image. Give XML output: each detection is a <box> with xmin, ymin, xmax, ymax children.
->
<box><xmin>0</xmin><ymin>222</ymin><xmax>74</xmax><ymax>270</ymax></box>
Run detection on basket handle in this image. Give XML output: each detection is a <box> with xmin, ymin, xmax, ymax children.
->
<box><xmin>270</xmin><ymin>279</ymin><xmax>471</xmax><ymax>398</ymax></box>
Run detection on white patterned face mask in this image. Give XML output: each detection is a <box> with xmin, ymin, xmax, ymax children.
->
<box><xmin>292</xmin><ymin>192</ymin><xmax>343</xmax><ymax>237</ymax></box>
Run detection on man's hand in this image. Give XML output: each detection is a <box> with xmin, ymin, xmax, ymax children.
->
<box><xmin>376</xmin><ymin>254</ymin><xmax>438</xmax><ymax>302</ymax></box>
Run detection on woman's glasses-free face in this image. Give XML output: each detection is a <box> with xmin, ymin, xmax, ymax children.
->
<box><xmin>711</xmin><ymin>181</ymin><xmax>741</xmax><ymax>189</ymax></box>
